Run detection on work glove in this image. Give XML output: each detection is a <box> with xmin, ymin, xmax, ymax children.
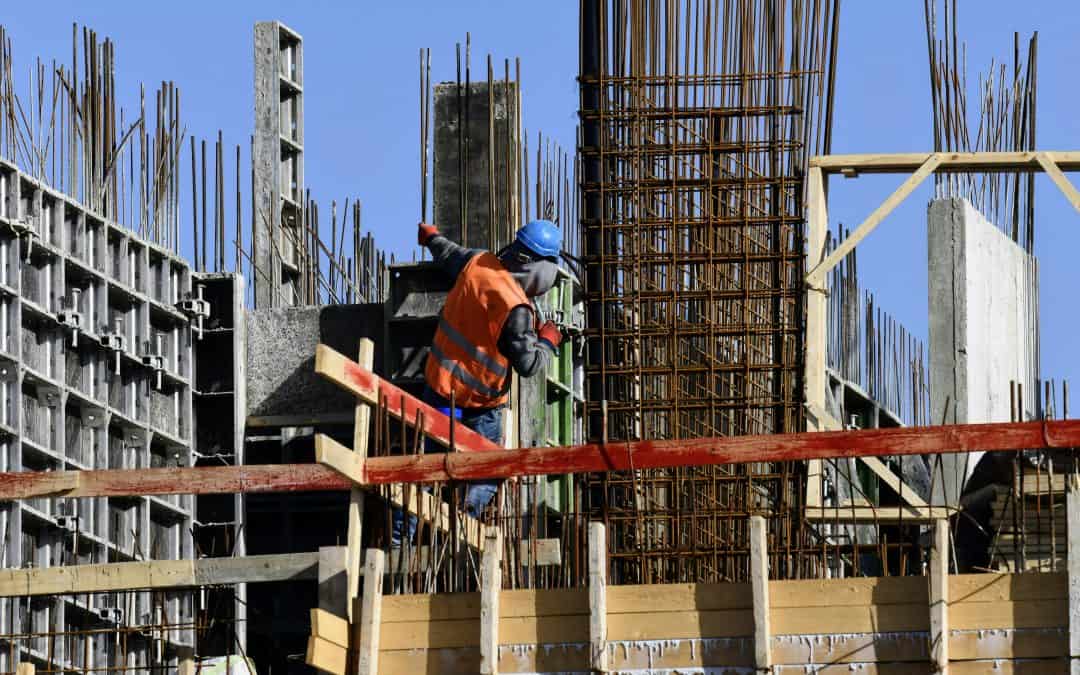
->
<box><xmin>418</xmin><ymin>222</ymin><xmax>440</xmax><ymax>246</ymax></box>
<box><xmin>537</xmin><ymin>320</ymin><xmax>563</xmax><ymax>353</ymax></box>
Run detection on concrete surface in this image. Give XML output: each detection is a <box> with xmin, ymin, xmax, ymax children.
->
<box><xmin>928</xmin><ymin>198</ymin><xmax>1039</xmax><ymax>506</ymax></box>
<box><xmin>245</xmin><ymin>303</ymin><xmax>383</xmax><ymax>417</ymax></box>
<box><xmin>433</xmin><ymin>81</ymin><xmax>518</xmax><ymax>249</ymax></box>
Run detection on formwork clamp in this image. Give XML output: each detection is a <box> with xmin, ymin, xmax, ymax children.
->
<box><xmin>176</xmin><ymin>284</ymin><xmax>211</xmax><ymax>340</ymax></box>
<box><xmin>56</xmin><ymin>289</ymin><xmax>83</xmax><ymax>347</ymax></box>
<box><xmin>99</xmin><ymin>318</ymin><xmax>126</xmax><ymax>375</ymax></box>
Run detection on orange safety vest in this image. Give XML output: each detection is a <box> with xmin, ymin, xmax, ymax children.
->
<box><xmin>425</xmin><ymin>252</ymin><xmax>531</xmax><ymax>409</ymax></box>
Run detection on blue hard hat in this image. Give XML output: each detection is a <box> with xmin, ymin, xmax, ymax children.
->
<box><xmin>515</xmin><ymin>220</ymin><xmax>561</xmax><ymax>260</ymax></box>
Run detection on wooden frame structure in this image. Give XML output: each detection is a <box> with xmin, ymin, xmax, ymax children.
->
<box><xmin>804</xmin><ymin>151</ymin><xmax>1080</xmax><ymax>521</ymax></box>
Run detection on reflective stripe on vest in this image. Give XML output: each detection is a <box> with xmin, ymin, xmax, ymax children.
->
<box><xmin>425</xmin><ymin>252</ymin><xmax>530</xmax><ymax>408</ymax></box>
<box><xmin>436</xmin><ymin>316</ymin><xmax>508</xmax><ymax>379</ymax></box>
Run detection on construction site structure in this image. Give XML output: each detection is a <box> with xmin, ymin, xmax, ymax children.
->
<box><xmin>0</xmin><ymin>1</ymin><xmax>1076</xmax><ymax>673</ymax></box>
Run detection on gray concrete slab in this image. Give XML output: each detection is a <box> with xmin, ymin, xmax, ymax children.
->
<box><xmin>928</xmin><ymin>198</ymin><xmax>1039</xmax><ymax>506</ymax></box>
<box><xmin>245</xmin><ymin>303</ymin><xmax>384</xmax><ymax>417</ymax></box>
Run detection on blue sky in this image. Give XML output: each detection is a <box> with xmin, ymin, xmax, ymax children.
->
<box><xmin>3</xmin><ymin>1</ymin><xmax>1078</xmax><ymax>398</ymax></box>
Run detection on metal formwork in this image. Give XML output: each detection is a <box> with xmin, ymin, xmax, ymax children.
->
<box><xmin>578</xmin><ymin>0</ymin><xmax>839</xmax><ymax>583</ymax></box>
<box><xmin>0</xmin><ymin>161</ymin><xmax>196</xmax><ymax>671</ymax></box>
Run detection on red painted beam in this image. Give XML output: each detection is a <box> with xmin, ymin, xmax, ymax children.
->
<box><xmin>0</xmin><ymin>464</ymin><xmax>352</xmax><ymax>500</ymax></box>
<box><xmin>0</xmin><ymin>419</ymin><xmax>1075</xmax><ymax>500</ymax></box>
<box><xmin>314</xmin><ymin>344</ymin><xmax>501</xmax><ymax>452</ymax></box>
<box><xmin>356</xmin><ymin>419</ymin><xmax>1080</xmax><ymax>485</ymax></box>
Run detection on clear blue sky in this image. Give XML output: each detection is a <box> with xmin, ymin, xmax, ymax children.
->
<box><xmin>4</xmin><ymin>1</ymin><xmax>1078</xmax><ymax>399</ymax></box>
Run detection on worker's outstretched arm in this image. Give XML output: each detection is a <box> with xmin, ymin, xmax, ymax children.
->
<box><xmin>418</xmin><ymin>223</ymin><xmax>480</xmax><ymax>279</ymax></box>
<box><xmin>498</xmin><ymin>306</ymin><xmax>557</xmax><ymax>378</ymax></box>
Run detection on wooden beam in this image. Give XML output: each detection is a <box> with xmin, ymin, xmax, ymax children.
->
<box><xmin>314</xmin><ymin>344</ymin><xmax>501</xmax><ymax>453</ymax></box>
<box><xmin>3</xmin><ymin>419</ymin><xmax>1079</xmax><ymax>498</ymax></box>
<box><xmin>1068</xmin><ymin>474</ymin><xmax>1080</xmax><ymax>675</ymax></box>
<box><xmin>805</xmin><ymin>505</ymin><xmax>954</xmax><ymax>523</ymax></box>
<box><xmin>750</xmin><ymin>515</ymin><xmax>771</xmax><ymax>672</ymax></box>
<box><xmin>0</xmin><ymin>552</ymin><xmax>319</xmax><ymax>597</ymax></box>
<box><xmin>809</xmin><ymin>151</ymin><xmax>1080</xmax><ymax>175</ymax></box>
<box><xmin>1036</xmin><ymin>152</ymin><xmax>1080</xmax><ymax>215</ymax></box>
<box><xmin>930</xmin><ymin>518</ymin><xmax>950</xmax><ymax>674</ymax></box>
<box><xmin>350</xmin><ymin>419</ymin><xmax>1080</xmax><ymax>486</ymax></box>
<box><xmin>480</xmin><ymin>527</ymin><xmax>503</xmax><ymax>675</ymax></box>
<box><xmin>348</xmin><ymin>338</ymin><xmax>374</xmax><ymax>626</ymax></box>
<box><xmin>807</xmin><ymin>154</ymin><xmax>943</xmax><ymax>283</ymax></box>
<box><xmin>357</xmin><ymin>548</ymin><xmax>385</xmax><ymax>675</ymax></box>
<box><xmin>859</xmin><ymin>455</ymin><xmax>929</xmax><ymax>507</ymax></box>
<box><xmin>0</xmin><ymin>463</ymin><xmax>351</xmax><ymax>500</ymax></box>
<box><xmin>589</xmin><ymin>521</ymin><xmax>608</xmax><ymax>673</ymax></box>
<box><xmin>178</xmin><ymin>660</ymin><xmax>194</xmax><ymax>675</ymax></box>
<box><xmin>16</xmin><ymin>664</ymin><xmax>34</xmax><ymax>675</ymax></box>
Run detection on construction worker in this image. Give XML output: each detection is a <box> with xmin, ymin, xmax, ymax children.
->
<box><xmin>390</xmin><ymin>219</ymin><xmax>565</xmax><ymax>544</ymax></box>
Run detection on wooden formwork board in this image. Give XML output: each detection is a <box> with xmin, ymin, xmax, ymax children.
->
<box><xmin>340</xmin><ymin>573</ymin><xmax>1070</xmax><ymax>675</ymax></box>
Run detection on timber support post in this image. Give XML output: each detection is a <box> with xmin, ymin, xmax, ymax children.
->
<box><xmin>930</xmin><ymin>518</ymin><xmax>950</xmax><ymax>674</ymax></box>
<box><xmin>589</xmin><ymin>521</ymin><xmax>608</xmax><ymax>672</ymax></box>
<box><xmin>750</xmin><ymin>515</ymin><xmax>772</xmax><ymax>673</ymax></box>
<box><xmin>356</xmin><ymin>548</ymin><xmax>385</xmax><ymax>675</ymax></box>
<box><xmin>480</xmin><ymin>526</ymin><xmax>503</xmax><ymax>674</ymax></box>
<box><xmin>347</xmin><ymin>338</ymin><xmax>375</xmax><ymax>623</ymax></box>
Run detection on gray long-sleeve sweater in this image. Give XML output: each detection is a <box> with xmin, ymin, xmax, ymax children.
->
<box><xmin>427</xmin><ymin>235</ymin><xmax>552</xmax><ymax>378</ymax></box>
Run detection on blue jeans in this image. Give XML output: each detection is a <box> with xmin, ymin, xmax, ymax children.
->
<box><xmin>390</xmin><ymin>387</ymin><xmax>504</xmax><ymax>545</ymax></box>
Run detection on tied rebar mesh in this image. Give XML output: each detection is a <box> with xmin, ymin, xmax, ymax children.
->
<box><xmin>578</xmin><ymin>0</ymin><xmax>839</xmax><ymax>584</ymax></box>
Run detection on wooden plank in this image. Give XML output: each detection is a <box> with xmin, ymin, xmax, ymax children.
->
<box><xmin>357</xmin><ymin>549</ymin><xmax>385</xmax><ymax>675</ymax></box>
<box><xmin>805</xmin><ymin>505</ymin><xmax>956</xmax><ymax>522</ymax></box>
<box><xmin>15</xmin><ymin>664</ymin><xmax>34</xmax><ymax>675</ymax></box>
<box><xmin>193</xmin><ymin>552</ymin><xmax>320</xmax><ymax>585</ymax></box>
<box><xmin>379</xmin><ymin>614</ymin><xmax>589</xmax><ymax>650</ymax></box>
<box><xmin>480</xmin><ymin>527</ymin><xmax>502</xmax><ymax>675</ymax></box>
<box><xmin>306</xmin><ymin>635</ymin><xmax>348</xmax><ymax>675</ymax></box>
<box><xmin>347</xmin><ymin>338</ymin><xmax>374</xmax><ymax>626</ymax></box>
<box><xmin>1069</xmin><ymin>473</ymin><xmax>1080</xmax><ymax>674</ymax></box>
<box><xmin>771</xmin><ymin>575</ymin><xmax>926</xmax><ymax>608</ymax></box>
<box><xmin>950</xmin><ymin>572</ymin><xmax>1066</xmax><ymax>604</ymax></box>
<box><xmin>354</xmin><ymin>419</ymin><xmax>1080</xmax><ymax>486</ymax></box>
<box><xmin>381</xmin><ymin>587</ymin><xmax>588</xmax><ymax>623</ymax></box>
<box><xmin>0</xmin><ymin>463</ymin><xmax>351</xmax><ymax>499</ymax></box>
<box><xmin>314</xmin><ymin>344</ymin><xmax>501</xmax><ymax>452</ymax></box>
<box><xmin>930</xmin><ymin>519</ymin><xmax>950</xmax><ymax>673</ymax></box>
<box><xmin>809</xmin><ymin>150</ymin><xmax>1080</xmax><ymax>174</ymax></box>
<box><xmin>178</xmin><ymin>659</ymin><xmax>194</xmax><ymax>675</ymax></box>
<box><xmin>589</xmin><ymin>521</ymin><xmax>608</xmax><ymax>672</ymax></box>
<box><xmin>1038</xmin><ymin>152</ymin><xmax>1080</xmax><ymax>214</ymax></box>
<box><xmin>750</xmin><ymin>515</ymin><xmax>771</xmax><ymax>670</ymax></box>
<box><xmin>311</xmin><ymin>607</ymin><xmax>350</xmax><ymax>649</ymax></box>
<box><xmin>807</xmin><ymin>153</ymin><xmax>943</xmax><ymax>282</ymax></box>
<box><xmin>950</xmin><ymin>599</ymin><xmax>1065</xmax><ymax>630</ymax></box>
<box><xmin>0</xmin><ymin>553</ymin><xmax>320</xmax><ymax>597</ymax></box>
<box><xmin>860</xmin><ymin>455</ymin><xmax>929</xmax><ymax>507</ymax></box>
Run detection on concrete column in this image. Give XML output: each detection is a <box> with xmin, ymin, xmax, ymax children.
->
<box><xmin>433</xmin><ymin>80</ymin><xmax>519</xmax><ymax>251</ymax></box>
<box><xmin>928</xmin><ymin>198</ymin><xmax>1039</xmax><ymax>506</ymax></box>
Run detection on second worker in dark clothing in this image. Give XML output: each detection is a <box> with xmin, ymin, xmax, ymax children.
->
<box><xmin>391</xmin><ymin>219</ymin><xmax>565</xmax><ymax>545</ymax></box>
